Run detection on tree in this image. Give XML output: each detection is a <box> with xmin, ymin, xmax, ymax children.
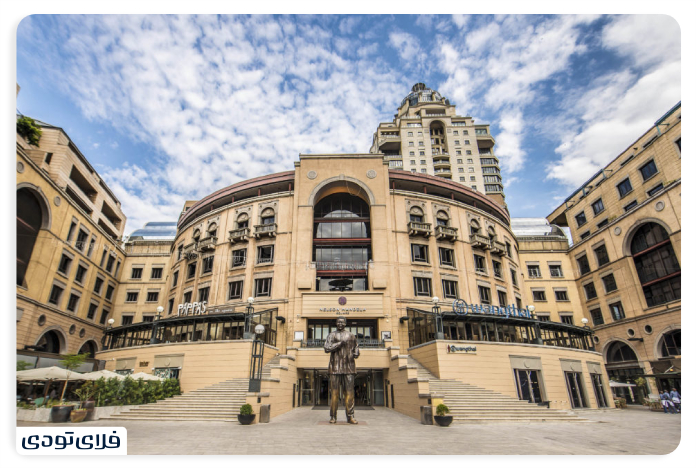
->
<box><xmin>17</xmin><ymin>361</ymin><xmax>32</xmax><ymax>371</ymax></box>
<box><xmin>58</xmin><ymin>353</ymin><xmax>89</xmax><ymax>401</ymax></box>
<box><xmin>16</xmin><ymin>116</ymin><xmax>42</xmax><ymax>146</ymax></box>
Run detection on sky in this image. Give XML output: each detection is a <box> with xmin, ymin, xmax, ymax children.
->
<box><xmin>16</xmin><ymin>14</ymin><xmax>681</xmax><ymax>236</ymax></box>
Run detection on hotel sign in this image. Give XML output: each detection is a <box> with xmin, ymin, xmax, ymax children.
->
<box><xmin>447</xmin><ymin>345</ymin><xmax>477</xmax><ymax>354</ymax></box>
<box><xmin>451</xmin><ymin>299</ymin><xmax>533</xmax><ymax>319</ymax></box>
<box><xmin>302</xmin><ymin>293</ymin><xmax>383</xmax><ymax>317</ymax></box>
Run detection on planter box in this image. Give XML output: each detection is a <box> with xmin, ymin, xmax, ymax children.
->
<box><xmin>238</xmin><ymin>414</ymin><xmax>256</xmax><ymax>425</ymax></box>
<box><xmin>434</xmin><ymin>415</ymin><xmax>453</xmax><ymax>427</ymax></box>
<box><xmin>51</xmin><ymin>405</ymin><xmax>75</xmax><ymax>423</ymax></box>
<box><xmin>17</xmin><ymin>405</ymin><xmax>138</xmax><ymax>423</ymax></box>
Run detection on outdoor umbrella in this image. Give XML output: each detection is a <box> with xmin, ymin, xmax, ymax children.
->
<box><xmin>131</xmin><ymin>372</ymin><xmax>164</xmax><ymax>381</ymax></box>
<box><xmin>609</xmin><ymin>381</ymin><xmax>637</xmax><ymax>387</ymax></box>
<box><xmin>79</xmin><ymin>369</ymin><xmax>125</xmax><ymax>381</ymax></box>
<box><xmin>16</xmin><ymin>366</ymin><xmax>89</xmax><ymax>401</ymax></box>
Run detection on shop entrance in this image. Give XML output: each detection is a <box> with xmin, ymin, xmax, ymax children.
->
<box><xmin>564</xmin><ymin>371</ymin><xmax>588</xmax><ymax>408</ymax></box>
<box><xmin>299</xmin><ymin>369</ymin><xmax>384</xmax><ymax>407</ymax></box>
<box><xmin>514</xmin><ymin>369</ymin><xmax>543</xmax><ymax>403</ymax></box>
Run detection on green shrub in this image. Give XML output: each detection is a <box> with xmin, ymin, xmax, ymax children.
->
<box><xmin>162</xmin><ymin>378</ymin><xmax>181</xmax><ymax>398</ymax></box>
<box><xmin>436</xmin><ymin>403</ymin><xmax>450</xmax><ymax>416</ymax></box>
<box><xmin>240</xmin><ymin>404</ymin><xmax>254</xmax><ymax>415</ymax></box>
<box><xmin>17</xmin><ymin>401</ymin><xmax>36</xmax><ymax>410</ymax></box>
<box><xmin>16</xmin><ymin>116</ymin><xmax>43</xmax><ymax>146</ymax></box>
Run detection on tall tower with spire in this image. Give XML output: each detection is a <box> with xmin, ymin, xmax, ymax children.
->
<box><xmin>370</xmin><ymin>83</ymin><xmax>505</xmax><ymax>206</ymax></box>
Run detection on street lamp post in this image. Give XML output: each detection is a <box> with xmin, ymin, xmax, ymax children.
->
<box><xmin>249</xmin><ymin>323</ymin><xmax>265</xmax><ymax>392</ymax></box>
<box><xmin>244</xmin><ymin>297</ymin><xmax>255</xmax><ymax>339</ymax></box>
<box><xmin>432</xmin><ymin>296</ymin><xmax>444</xmax><ymax>340</ymax></box>
<box><xmin>529</xmin><ymin>305</ymin><xmax>544</xmax><ymax>345</ymax></box>
<box><xmin>150</xmin><ymin>306</ymin><xmax>165</xmax><ymax>345</ymax></box>
<box><xmin>105</xmin><ymin>318</ymin><xmax>115</xmax><ymax>349</ymax></box>
<box><xmin>581</xmin><ymin>317</ymin><xmax>596</xmax><ymax>351</ymax></box>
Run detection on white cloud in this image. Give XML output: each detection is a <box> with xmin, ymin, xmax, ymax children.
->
<box><xmin>602</xmin><ymin>15</ymin><xmax>680</xmax><ymax>69</ymax></box>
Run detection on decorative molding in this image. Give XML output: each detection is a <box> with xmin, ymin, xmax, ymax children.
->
<box><xmin>366</xmin><ymin>169</ymin><xmax>377</xmax><ymax>179</ymax></box>
<box><xmin>307</xmin><ymin>170</ymin><xmax>317</xmax><ymax>180</ymax></box>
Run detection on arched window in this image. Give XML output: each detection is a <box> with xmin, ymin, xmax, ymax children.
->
<box><xmin>470</xmin><ymin>219</ymin><xmax>480</xmax><ymax>236</ymax></box>
<box><xmin>409</xmin><ymin>206</ymin><xmax>424</xmax><ymax>223</ymax></box>
<box><xmin>78</xmin><ymin>340</ymin><xmax>97</xmax><ymax>358</ymax></box>
<box><xmin>237</xmin><ymin>213</ymin><xmax>249</xmax><ymax>229</ymax></box>
<box><xmin>606</xmin><ymin>341</ymin><xmax>638</xmax><ymax>363</ymax></box>
<box><xmin>659</xmin><ymin>330</ymin><xmax>681</xmax><ymax>357</ymax></box>
<box><xmin>436</xmin><ymin>210</ymin><xmax>449</xmax><ymax>227</ymax></box>
<box><xmin>36</xmin><ymin>330</ymin><xmax>62</xmax><ymax>354</ymax></box>
<box><xmin>630</xmin><ymin>223</ymin><xmax>680</xmax><ymax>307</ymax></box>
<box><xmin>192</xmin><ymin>229</ymin><xmax>201</xmax><ymax>242</ymax></box>
<box><xmin>260</xmin><ymin>208</ymin><xmax>275</xmax><ymax>225</ymax></box>
<box><xmin>487</xmin><ymin>226</ymin><xmax>497</xmax><ymax>241</ymax></box>
<box><xmin>17</xmin><ymin>188</ymin><xmax>44</xmax><ymax>286</ymax></box>
<box><xmin>313</xmin><ymin>193</ymin><xmax>371</xmax><ymax>291</ymax></box>
<box><xmin>207</xmin><ymin>223</ymin><xmax>217</xmax><ymax>238</ymax></box>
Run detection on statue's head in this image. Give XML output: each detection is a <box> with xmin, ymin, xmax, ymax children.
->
<box><xmin>336</xmin><ymin>316</ymin><xmax>347</xmax><ymax>330</ymax></box>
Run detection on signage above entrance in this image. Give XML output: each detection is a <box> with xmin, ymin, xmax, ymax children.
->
<box><xmin>447</xmin><ymin>345</ymin><xmax>477</xmax><ymax>354</ymax></box>
<box><xmin>177</xmin><ymin>302</ymin><xmax>238</xmax><ymax>316</ymax></box>
<box><xmin>451</xmin><ymin>299</ymin><xmax>533</xmax><ymax>319</ymax></box>
<box><xmin>301</xmin><ymin>293</ymin><xmax>384</xmax><ymax>317</ymax></box>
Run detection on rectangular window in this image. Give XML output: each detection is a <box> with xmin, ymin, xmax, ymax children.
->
<box><xmin>438</xmin><ymin>248</ymin><xmax>455</xmax><ymax>267</ymax></box>
<box><xmin>45</xmin><ymin>152</ymin><xmax>53</xmax><ymax>164</ymax></box>
<box><xmin>87</xmin><ymin>302</ymin><xmax>98</xmax><ymax>320</ymax></box>
<box><xmin>100</xmin><ymin>249</ymin><xmax>107</xmax><ymax>268</ymax></box>
<box><xmin>580</xmin><ymin>231</ymin><xmax>591</xmax><ymax>240</ymax></box>
<box><xmin>228</xmin><ymin>280</ymin><xmax>243</xmax><ymax>300</ymax></box>
<box><xmin>202</xmin><ymin>256</ymin><xmax>214</xmax><ymax>274</ymax></box>
<box><xmin>106</xmin><ymin>255</ymin><xmax>115</xmax><ymax>274</ymax></box>
<box><xmin>419</xmin><ymin>151</ymin><xmax>425</xmax><ymax>156</ymax></box>
<box><xmin>617</xmin><ymin>178</ymin><xmax>633</xmax><ymax>198</ymax></box>
<box><xmin>131</xmin><ymin>267</ymin><xmax>143</xmax><ymax>279</ymax></box>
<box><xmin>492</xmin><ymin>260</ymin><xmax>502</xmax><ymax>278</ymax></box>
<box><xmin>527</xmin><ymin>264</ymin><xmax>541</xmax><ymax>278</ymax></box>
<box><xmin>168</xmin><ymin>298</ymin><xmax>175</xmax><ymax>315</ymax></box>
<box><xmin>577</xmin><ymin>255</ymin><xmax>591</xmax><ymax>275</ymax></box>
<box><xmin>172</xmin><ymin>271</ymin><xmax>179</xmax><ymax>287</ymax></box>
<box><xmin>254</xmin><ymin>278</ymin><xmax>272</xmax><ymax>297</ymax></box>
<box><xmin>537</xmin><ymin>315</ymin><xmax>550</xmax><ymax>322</ymax></box>
<box><xmin>474</xmin><ymin>254</ymin><xmax>487</xmax><ymax>274</ymax></box>
<box><xmin>584</xmin><ymin>282</ymin><xmax>598</xmax><ymax>300</ymax></box>
<box><xmin>602</xmin><ymin>273</ymin><xmax>618</xmax><ymax>293</ymax></box>
<box><xmin>87</xmin><ymin>238</ymin><xmax>96</xmax><ymax>257</ymax></box>
<box><xmin>198</xmin><ymin>286</ymin><xmax>210</xmax><ymax>303</ymax></box>
<box><xmin>624</xmin><ymin>200</ymin><xmax>638</xmax><ymax>212</ymax></box>
<box><xmin>639</xmin><ymin>160</ymin><xmax>658</xmax><ymax>180</ymax></box>
<box><xmin>609</xmin><ymin>302</ymin><xmax>625</xmax><ymax>321</ymax></box>
<box><xmin>442</xmin><ymin>280</ymin><xmax>458</xmax><ymax>299</ymax></box>
<box><xmin>183</xmin><ymin>291</ymin><xmax>192</xmax><ymax>303</ymax></box>
<box><xmin>67</xmin><ymin>221</ymin><xmax>77</xmax><ymax>242</ymax></box>
<box><xmin>647</xmin><ymin>183</ymin><xmax>664</xmax><ymax>197</ymax></box>
<box><xmin>591</xmin><ymin>198</ymin><xmax>605</xmax><ymax>216</ymax></box>
<box><xmin>555</xmin><ymin>290</ymin><xmax>569</xmax><ymax>301</ymax></box>
<box><xmin>532</xmin><ymin>290</ymin><xmax>546</xmax><ymax>302</ymax></box>
<box><xmin>74</xmin><ymin>264</ymin><xmax>87</xmax><ymax>284</ymax></box>
<box><xmin>66</xmin><ymin>293</ymin><xmax>80</xmax><ymax>312</ymax></box>
<box><xmin>549</xmin><ymin>264</ymin><xmax>563</xmax><ymax>277</ymax></box>
<box><xmin>594</xmin><ymin>244</ymin><xmax>610</xmax><ymax>266</ymax></box>
<box><xmin>478</xmin><ymin>285</ymin><xmax>491</xmax><ymax>304</ymax></box>
<box><xmin>146</xmin><ymin>291</ymin><xmax>159</xmax><ymax>302</ymax></box>
<box><xmin>411</xmin><ymin>244</ymin><xmax>429</xmax><ymax>263</ymax></box>
<box><xmin>257</xmin><ymin>245</ymin><xmax>274</xmax><ymax>264</ymax></box>
<box><xmin>420</xmin><ymin>160</ymin><xmax>426</xmax><ymax>165</ymax></box>
<box><xmin>510</xmin><ymin>269</ymin><xmax>518</xmax><ymax>286</ymax></box>
<box><xmin>100</xmin><ymin>309</ymin><xmax>110</xmax><ymax>325</ymax></box>
<box><xmin>115</xmin><ymin>260</ymin><xmax>121</xmax><ymax>277</ymax></box>
<box><xmin>410</xmin><ymin>160</ymin><xmax>416</xmax><ymax>165</ymax></box>
<box><xmin>126</xmin><ymin>292</ymin><xmax>138</xmax><ymax>303</ymax></box>
<box><xmin>75</xmin><ymin>229</ymin><xmax>89</xmax><ymax>251</ymax></box>
<box><xmin>187</xmin><ymin>262</ymin><xmax>197</xmax><ymax>279</ymax></box>
<box><xmin>105</xmin><ymin>284</ymin><xmax>114</xmax><ymax>301</ymax></box>
<box><xmin>232</xmin><ymin>249</ymin><xmax>247</xmax><ymax>268</ymax></box>
<box><xmin>142</xmin><ymin>315</ymin><xmax>155</xmax><ymax>323</ymax></box>
<box><xmin>560</xmin><ymin>316</ymin><xmax>574</xmax><ymax>325</ymax></box>
<box><xmin>497</xmin><ymin>290</ymin><xmax>507</xmax><ymax>307</ymax></box>
<box><xmin>413</xmin><ymin>277</ymin><xmax>432</xmax><ymax>297</ymax></box>
<box><xmin>590</xmin><ymin>308</ymin><xmax>604</xmax><ymax>326</ymax></box>
<box><xmin>151</xmin><ymin>267</ymin><xmax>163</xmax><ymax>279</ymax></box>
<box><xmin>575</xmin><ymin>212</ymin><xmax>587</xmax><ymax>227</ymax></box>
<box><xmin>93</xmin><ymin>277</ymin><xmax>104</xmax><ymax>295</ymax></box>
<box><xmin>58</xmin><ymin>254</ymin><xmax>72</xmax><ymax>275</ymax></box>
<box><xmin>121</xmin><ymin>315</ymin><xmax>133</xmax><ymax>326</ymax></box>
<box><xmin>597</xmin><ymin>219</ymin><xmax>609</xmax><ymax>229</ymax></box>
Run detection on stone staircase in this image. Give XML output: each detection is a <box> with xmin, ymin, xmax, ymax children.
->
<box><xmin>103</xmin><ymin>378</ymin><xmax>249</xmax><ymax>422</ymax></box>
<box><xmin>407</xmin><ymin>358</ymin><xmax>588</xmax><ymax>424</ymax></box>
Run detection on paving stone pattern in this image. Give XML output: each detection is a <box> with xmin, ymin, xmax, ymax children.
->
<box><xmin>17</xmin><ymin>405</ymin><xmax>680</xmax><ymax>455</ymax></box>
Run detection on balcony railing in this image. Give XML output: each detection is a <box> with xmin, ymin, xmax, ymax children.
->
<box><xmin>491</xmin><ymin>240</ymin><xmax>506</xmax><ymax>255</ymax></box>
<box><xmin>380</xmin><ymin>134</ymin><xmax>400</xmax><ymax>139</ymax></box>
<box><xmin>254</xmin><ymin>223</ymin><xmax>277</xmax><ymax>238</ymax></box>
<box><xmin>228</xmin><ymin>227</ymin><xmax>250</xmax><ymax>243</ymax></box>
<box><xmin>384</xmin><ymin>154</ymin><xmax>403</xmax><ymax>160</ymax></box>
<box><xmin>302</xmin><ymin>338</ymin><xmax>385</xmax><ymax>349</ymax></box>
<box><xmin>183</xmin><ymin>242</ymin><xmax>198</xmax><ymax>259</ymax></box>
<box><xmin>408</xmin><ymin>221</ymin><xmax>431</xmax><ymax>237</ymax></box>
<box><xmin>197</xmin><ymin>236</ymin><xmax>217</xmax><ymax>251</ymax></box>
<box><xmin>435</xmin><ymin>225</ymin><xmax>458</xmax><ymax>241</ymax></box>
<box><xmin>470</xmin><ymin>234</ymin><xmax>491</xmax><ymax>249</ymax></box>
<box><xmin>434</xmin><ymin>168</ymin><xmax>452</xmax><ymax>174</ymax></box>
<box><xmin>314</xmin><ymin>261</ymin><xmax>368</xmax><ymax>271</ymax></box>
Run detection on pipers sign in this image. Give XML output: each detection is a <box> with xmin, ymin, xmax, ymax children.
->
<box><xmin>451</xmin><ymin>299</ymin><xmax>533</xmax><ymax>319</ymax></box>
<box><xmin>177</xmin><ymin>301</ymin><xmax>207</xmax><ymax>316</ymax></box>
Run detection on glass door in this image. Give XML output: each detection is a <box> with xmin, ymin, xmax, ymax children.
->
<box><xmin>591</xmin><ymin>373</ymin><xmax>607</xmax><ymax>408</ymax></box>
<box><xmin>515</xmin><ymin>369</ymin><xmax>542</xmax><ymax>403</ymax></box>
<box><xmin>372</xmin><ymin>371</ymin><xmax>384</xmax><ymax>406</ymax></box>
<box><xmin>565</xmin><ymin>371</ymin><xmax>588</xmax><ymax>408</ymax></box>
<box><xmin>300</xmin><ymin>370</ymin><xmax>314</xmax><ymax>407</ymax></box>
<box><xmin>315</xmin><ymin>370</ymin><xmax>330</xmax><ymax>406</ymax></box>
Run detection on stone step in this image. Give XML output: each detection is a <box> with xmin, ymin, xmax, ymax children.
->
<box><xmin>104</xmin><ymin>415</ymin><xmax>237</xmax><ymax>421</ymax></box>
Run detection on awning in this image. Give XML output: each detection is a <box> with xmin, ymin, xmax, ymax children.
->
<box><xmin>16</xmin><ymin>366</ymin><xmax>88</xmax><ymax>382</ymax></box>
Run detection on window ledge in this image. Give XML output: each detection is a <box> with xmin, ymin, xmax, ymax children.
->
<box><xmin>256</xmin><ymin>262</ymin><xmax>275</xmax><ymax>267</ymax></box>
<box><xmin>230</xmin><ymin>264</ymin><xmax>247</xmax><ymax>271</ymax></box>
<box><xmin>439</xmin><ymin>264</ymin><xmax>457</xmax><ymax>270</ymax></box>
<box><xmin>642</xmin><ymin>172</ymin><xmax>660</xmax><ymax>184</ymax></box>
<box><xmin>619</xmin><ymin>189</ymin><xmax>634</xmax><ymax>199</ymax></box>
<box><xmin>200</xmin><ymin>272</ymin><xmax>213</xmax><ymax>278</ymax></box>
<box><xmin>411</xmin><ymin>261</ymin><xmax>431</xmax><ymax>267</ymax></box>
<box><xmin>593</xmin><ymin>209</ymin><xmax>605</xmax><ymax>217</ymax></box>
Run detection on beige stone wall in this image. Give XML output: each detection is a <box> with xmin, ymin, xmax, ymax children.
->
<box><xmin>410</xmin><ymin>341</ymin><xmax>613</xmax><ymax>410</ymax></box>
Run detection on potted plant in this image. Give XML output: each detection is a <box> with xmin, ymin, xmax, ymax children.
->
<box><xmin>51</xmin><ymin>353</ymin><xmax>88</xmax><ymax>423</ymax></box>
<box><xmin>238</xmin><ymin>404</ymin><xmax>256</xmax><ymax>425</ymax></box>
<box><xmin>70</xmin><ymin>382</ymin><xmax>96</xmax><ymax>423</ymax></box>
<box><xmin>434</xmin><ymin>403</ymin><xmax>453</xmax><ymax>427</ymax></box>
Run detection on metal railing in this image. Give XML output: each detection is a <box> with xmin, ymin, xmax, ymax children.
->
<box><xmin>228</xmin><ymin>227</ymin><xmax>250</xmax><ymax>243</ymax></box>
<box><xmin>470</xmin><ymin>234</ymin><xmax>491</xmax><ymax>249</ymax></box>
<box><xmin>491</xmin><ymin>240</ymin><xmax>506</xmax><ymax>254</ymax></box>
<box><xmin>314</xmin><ymin>261</ymin><xmax>368</xmax><ymax>271</ymax></box>
<box><xmin>197</xmin><ymin>236</ymin><xmax>217</xmax><ymax>250</ymax></box>
<box><xmin>408</xmin><ymin>221</ymin><xmax>432</xmax><ymax>237</ymax></box>
<box><xmin>254</xmin><ymin>223</ymin><xmax>277</xmax><ymax>237</ymax></box>
<box><xmin>302</xmin><ymin>338</ymin><xmax>385</xmax><ymax>348</ymax></box>
<box><xmin>435</xmin><ymin>225</ymin><xmax>458</xmax><ymax>240</ymax></box>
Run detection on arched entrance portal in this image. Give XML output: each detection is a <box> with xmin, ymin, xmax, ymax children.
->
<box><xmin>605</xmin><ymin>341</ymin><xmax>644</xmax><ymax>404</ymax></box>
<box><xmin>78</xmin><ymin>340</ymin><xmax>98</xmax><ymax>358</ymax></box>
<box><xmin>17</xmin><ymin>188</ymin><xmax>45</xmax><ymax>286</ymax></box>
<box><xmin>36</xmin><ymin>330</ymin><xmax>62</xmax><ymax>354</ymax></box>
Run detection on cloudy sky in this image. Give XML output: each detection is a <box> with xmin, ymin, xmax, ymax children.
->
<box><xmin>16</xmin><ymin>14</ymin><xmax>681</xmax><ymax>235</ymax></box>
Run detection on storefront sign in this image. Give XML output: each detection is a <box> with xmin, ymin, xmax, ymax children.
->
<box><xmin>447</xmin><ymin>345</ymin><xmax>477</xmax><ymax>354</ymax></box>
<box><xmin>177</xmin><ymin>301</ymin><xmax>207</xmax><ymax>316</ymax></box>
<box><xmin>451</xmin><ymin>299</ymin><xmax>533</xmax><ymax>319</ymax></box>
<box><xmin>302</xmin><ymin>293</ymin><xmax>384</xmax><ymax>317</ymax></box>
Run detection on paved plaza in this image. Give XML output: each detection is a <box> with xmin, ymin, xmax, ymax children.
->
<box><xmin>18</xmin><ymin>405</ymin><xmax>681</xmax><ymax>455</ymax></box>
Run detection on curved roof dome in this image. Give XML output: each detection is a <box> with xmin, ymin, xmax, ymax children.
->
<box><xmin>511</xmin><ymin>218</ymin><xmax>567</xmax><ymax>238</ymax></box>
<box><xmin>127</xmin><ymin>221</ymin><xmax>177</xmax><ymax>241</ymax></box>
<box><xmin>400</xmin><ymin>83</ymin><xmax>450</xmax><ymax>108</ymax></box>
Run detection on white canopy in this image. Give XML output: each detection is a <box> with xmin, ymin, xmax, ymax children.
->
<box><xmin>79</xmin><ymin>369</ymin><xmax>125</xmax><ymax>381</ymax></box>
<box><xmin>131</xmin><ymin>372</ymin><xmax>164</xmax><ymax>381</ymax></box>
<box><xmin>609</xmin><ymin>381</ymin><xmax>637</xmax><ymax>388</ymax></box>
<box><xmin>16</xmin><ymin>366</ymin><xmax>87</xmax><ymax>382</ymax></box>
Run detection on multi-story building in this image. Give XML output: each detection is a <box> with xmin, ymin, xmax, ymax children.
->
<box><xmin>17</xmin><ymin>116</ymin><xmax>127</xmax><ymax>371</ymax></box>
<box><xmin>370</xmin><ymin>83</ymin><xmax>505</xmax><ymax>206</ymax></box>
<box><xmin>546</xmin><ymin>102</ymin><xmax>681</xmax><ymax>400</ymax></box>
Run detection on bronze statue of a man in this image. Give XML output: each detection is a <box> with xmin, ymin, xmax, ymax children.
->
<box><xmin>324</xmin><ymin>316</ymin><xmax>360</xmax><ymax>424</ymax></box>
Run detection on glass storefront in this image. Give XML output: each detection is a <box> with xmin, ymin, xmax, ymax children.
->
<box><xmin>298</xmin><ymin>369</ymin><xmax>384</xmax><ymax>407</ymax></box>
<box><xmin>514</xmin><ymin>369</ymin><xmax>543</xmax><ymax>403</ymax></box>
<box><xmin>564</xmin><ymin>371</ymin><xmax>588</xmax><ymax>408</ymax></box>
<box><xmin>305</xmin><ymin>319</ymin><xmax>380</xmax><ymax>347</ymax></box>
